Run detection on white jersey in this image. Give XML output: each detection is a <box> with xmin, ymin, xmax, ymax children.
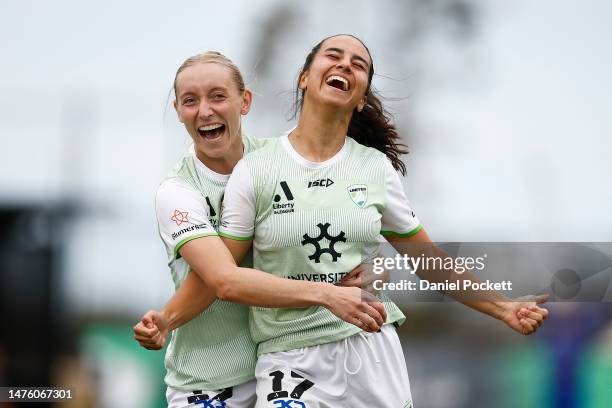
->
<box><xmin>156</xmin><ymin>134</ymin><xmax>271</xmax><ymax>390</ymax></box>
<box><xmin>220</xmin><ymin>134</ymin><xmax>421</xmax><ymax>355</ymax></box>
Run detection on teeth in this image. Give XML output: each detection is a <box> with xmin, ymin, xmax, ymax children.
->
<box><xmin>326</xmin><ymin>75</ymin><xmax>349</xmax><ymax>91</ymax></box>
<box><xmin>198</xmin><ymin>123</ymin><xmax>223</xmax><ymax>132</ymax></box>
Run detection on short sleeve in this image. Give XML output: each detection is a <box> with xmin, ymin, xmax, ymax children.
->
<box><xmin>219</xmin><ymin>159</ymin><xmax>256</xmax><ymax>240</ymax></box>
<box><xmin>381</xmin><ymin>160</ymin><xmax>423</xmax><ymax>238</ymax></box>
<box><xmin>156</xmin><ymin>179</ymin><xmax>217</xmax><ymax>258</ymax></box>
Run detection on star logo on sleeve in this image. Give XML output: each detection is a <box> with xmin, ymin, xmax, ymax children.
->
<box><xmin>171</xmin><ymin>209</ymin><xmax>189</xmax><ymax>226</ymax></box>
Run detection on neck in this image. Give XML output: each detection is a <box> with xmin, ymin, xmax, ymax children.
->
<box><xmin>196</xmin><ymin>151</ymin><xmax>241</xmax><ymax>175</ymax></box>
<box><xmin>195</xmin><ymin>134</ymin><xmax>244</xmax><ymax>175</ymax></box>
<box><xmin>290</xmin><ymin>100</ymin><xmax>352</xmax><ymax>162</ymax></box>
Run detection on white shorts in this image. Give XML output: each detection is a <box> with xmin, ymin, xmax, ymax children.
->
<box><xmin>167</xmin><ymin>379</ymin><xmax>256</xmax><ymax>408</ymax></box>
<box><xmin>254</xmin><ymin>324</ymin><xmax>413</xmax><ymax>408</ymax></box>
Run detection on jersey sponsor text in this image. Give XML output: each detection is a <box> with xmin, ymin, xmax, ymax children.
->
<box><xmin>273</xmin><ymin>202</ymin><xmax>295</xmax><ymax>214</ymax></box>
<box><xmin>171</xmin><ymin>223</ymin><xmax>211</xmax><ymax>240</ymax></box>
<box><xmin>287</xmin><ymin>272</ymin><xmax>348</xmax><ymax>284</ymax></box>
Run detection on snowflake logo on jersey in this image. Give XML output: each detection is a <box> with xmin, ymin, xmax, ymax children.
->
<box><xmin>171</xmin><ymin>209</ymin><xmax>189</xmax><ymax>226</ymax></box>
<box><xmin>301</xmin><ymin>223</ymin><xmax>346</xmax><ymax>263</ymax></box>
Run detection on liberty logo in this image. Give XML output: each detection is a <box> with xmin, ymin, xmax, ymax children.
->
<box><xmin>205</xmin><ymin>196</ymin><xmax>216</xmax><ymax>217</ymax></box>
<box><xmin>267</xmin><ymin>370</ymin><xmax>313</xmax><ymax>408</ymax></box>
<box><xmin>205</xmin><ymin>196</ymin><xmax>219</xmax><ymax>228</ymax></box>
<box><xmin>347</xmin><ymin>184</ymin><xmax>368</xmax><ymax>208</ymax></box>
<box><xmin>274</xmin><ymin>181</ymin><xmax>294</xmax><ymax>202</ymax></box>
<box><xmin>273</xmin><ymin>181</ymin><xmax>295</xmax><ymax>214</ymax></box>
<box><xmin>187</xmin><ymin>387</ymin><xmax>232</xmax><ymax>407</ymax></box>
<box><xmin>301</xmin><ymin>223</ymin><xmax>346</xmax><ymax>263</ymax></box>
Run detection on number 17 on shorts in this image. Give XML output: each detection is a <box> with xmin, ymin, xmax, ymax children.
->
<box><xmin>258</xmin><ymin>369</ymin><xmax>314</xmax><ymax>408</ymax></box>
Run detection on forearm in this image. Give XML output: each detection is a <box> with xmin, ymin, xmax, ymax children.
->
<box><xmin>161</xmin><ymin>271</ymin><xmax>217</xmax><ymax>331</ymax></box>
<box><xmin>390</xmin><ymin>232</ymin><xmax>511</xmax><ymax>320</ymax></box>
<box><xmin>416</xmin><ymin>246</ymin><xmax>510</xmax><ymax>319</ymax></box>
<box><xmin>417</xmin><ymin>266</ymin><xmax>509</xmax><ymax>319</ymax></box>
<box><xmin>196</xmin><ymin>264</ymin><xmax>333</xmax><ymax>309</ymax></box>
<box><xmin>182</xmin><ymin>237</ymin><xmax>334</xmax><ymax>309</ymax></box>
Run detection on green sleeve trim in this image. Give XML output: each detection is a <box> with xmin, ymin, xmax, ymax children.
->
<box><xmin>218</xmin><ymin>231</ymin><xmax>253</xmax><ymax>241</ymax></box>
<box><xmin>381</xmin><ymin>224</ymin><xmax>423</xmax><ymax>238</ymax></box>
<box><xmin>174</xmin><ymin>233</ymin><xmax>218</xmax><ymax>259</ymax></box>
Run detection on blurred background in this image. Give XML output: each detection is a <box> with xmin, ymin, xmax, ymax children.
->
<box><xmin>1</xmin><ymin>0</ymin><xmax>611</xmax><ymax>407</ymax></box>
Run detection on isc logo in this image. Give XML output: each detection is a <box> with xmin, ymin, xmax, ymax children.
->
<box><xmin>307</xmin><ymin>178</ymin><xmax>334</xmax><ymax>188</ymax></box>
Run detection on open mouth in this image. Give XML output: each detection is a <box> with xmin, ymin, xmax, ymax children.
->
<box><xmin>197</xmin><ymin>123</ymin><xmax>226</xmax><ymax>140</ymax></box>
<box><xmin>326</xmin><ymin>75</ymin><xmax>349</xmax><ymax>91</ymax></box>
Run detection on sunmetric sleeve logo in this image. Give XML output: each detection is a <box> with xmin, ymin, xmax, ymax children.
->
<box><xmin>347</xmin><ymin>184</ymin><xmax>368</xmax><ymax>208</ymax></box>
<box><xmin>301</xmin><ymin>222</ymin><xmax>346</xmax><ymax>263</ymax></box>
<box><xmin>170</xmin><ymin>209</ymin><xmax>189</xmax><ymax>226</ymax></box>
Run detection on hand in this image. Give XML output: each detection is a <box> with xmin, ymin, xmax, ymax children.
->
<box><xmin>325</xmin><ymin>285</ymin><xmax>387</xmax><ymax>332</ymax></box>
<box><xmin>133</xmin><ymin>310</ymin><xmax>169</xmax><ymax>350</ymax></box>
<box><xmin>338</xmin><ymin>259</ymin><xmax>389</xmax><ymax>295</ymax></box>
<box><xmin>499</xmin><ymin>294</ymin><xmax>549</xmax><ymax>335</ymax></box>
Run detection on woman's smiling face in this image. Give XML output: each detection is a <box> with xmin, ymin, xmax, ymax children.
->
<box><xmin>299</xmin><ymin>35</ymin><xmax>372</xmax><ymax>114</ymax></box>
<box><xmin>174</xmin><ymin>62</ymin><xmax>251</xmax><ymax>163</ymax></box>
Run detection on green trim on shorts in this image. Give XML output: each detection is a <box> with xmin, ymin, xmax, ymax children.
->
<box><xmin>381</xmin><ymin>224</ymin><xmax>423</xmax><ymax>238</ymax></box>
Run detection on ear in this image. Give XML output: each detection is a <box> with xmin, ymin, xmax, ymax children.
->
<box><xmin>298</xmin><ymin>71</ymin><xmax>308</xmax><ymax>91</ymax></box>
<box><xmin>241</xmin><ymin>89</ymin><xmax>253</xmax><ymax>115</ymax></box>
<box><xmin>356</xmin><ymin>96</ymin><xmax>367</xmax><ymax>112</ymax></box>
<box><xmin>173</xmin><ymin>99</ymin><xmax>184</xmax><ymax>123</ymax></box>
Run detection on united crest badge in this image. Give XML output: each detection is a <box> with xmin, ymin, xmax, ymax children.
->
<box><xmin>347</xmin><ymin>184</ymin><xmax>368</xmax><ymax>208</ymax></box>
